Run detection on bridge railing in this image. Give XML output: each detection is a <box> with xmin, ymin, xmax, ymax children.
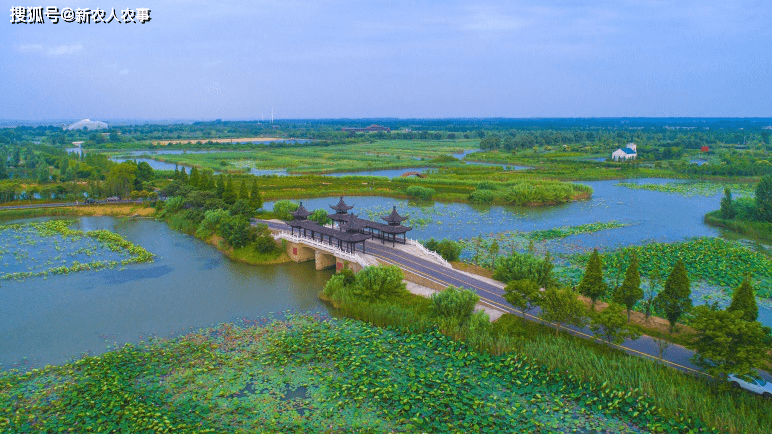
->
<box><xmin>273</xmin><ymin>232</ymin><xmax>373</xmax><ymax>269</ymax></box>
<box><xmin>406</xmin><ymin>238</ymin><xmax>452</xmax><ymax>268</ymax></box>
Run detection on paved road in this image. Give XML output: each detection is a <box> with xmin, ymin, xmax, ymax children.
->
<box><xmin>257</xmin><ymin>219</ymin><xmax>772</xmax><ymax>382</ymax></box>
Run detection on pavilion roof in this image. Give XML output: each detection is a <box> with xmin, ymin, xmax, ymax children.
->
<box><xmin>382</xmin><ymin>206</ymin><xmax>409</xmax><ymax>225</ymax></box>
<box><xmin>330</xmin><ymin>196</ymin><xmax>354</xmax><ymax>213</ymax></box>
<box><xmin>288</xmin><ymin>219</ymin><xmax>369</xmax><ymax>243</ymax></box>
<box><xmin>290</xmin><ymin>202</ymin><xmax>312</xmax><ymax>219</ymax></box>
<box><xmin>340</xmin><ymin>214</ymin><xmax>366</xmax><ymax>232</ymax></box>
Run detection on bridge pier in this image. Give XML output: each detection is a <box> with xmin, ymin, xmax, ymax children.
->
<box><xmin>287</xmin><ymin>242</ymin><xmax>314</xmax><ymax>263</ymax></box>
<box><xmin>315</xmin><ymin>251</ymin><xmax>335</xmax><ymax>270</ymax></box>
<box><xmin>335</xmin><ymin>257</ymin><xmax>363</xmax><ymax>273</ymax></box>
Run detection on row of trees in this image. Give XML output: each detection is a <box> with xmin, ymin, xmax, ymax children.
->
<box><xmin>159</xmin><ymin>171</ymin><xmax>269</xmax><ymax>249</ymax></box>
<box><xmin>500</xmin><ymin>248</ymin><xmax>771</xmax><ymax>380</ymax></box>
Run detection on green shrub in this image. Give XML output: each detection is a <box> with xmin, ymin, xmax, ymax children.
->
<box><xmin>423</xmin><ymin>238</ymin><xmax>461</xmax><ymax>261</ymax></box>
<box><xmin>493</xmin><ymin>251</ymin><xmax>553</xmax><ymax>288</ymax></box>
<box><xmin>431</xmin><ymin>286</ymin><xmax>480</xmax><ymax>323</ymax></box>
<box><xmin>195</xmin><ymin>208</ymin><xmax>230</xmax><ymax>238</ymax></box>
<box><xmin>308</xmin><ymin>209</ymin><xmax>332</xmax><ymax>225</ymax></box>
<box><xmin>219</xmin><ymin>215</ymin><xmax>255</xmax><ymax>248</ymax></box>
<box><xmin>405</xmin><ymin>185</ymin><xmax>435</xmax><ymax>200</ymax></box>
<box><xmin>323</xmin><ymin>272</ymin><xmax>349</xmax><ymax>298</ymax></box>
<box><xmin>352</xmin><ymin>265</ymin><xmax>407</xmax><ymax>300</ymax></box>
<box><xmin>477</xmin><ymin>181</ymin><xmax>497</xmax><ymax>190</ymax></box>
<box><xmin>229</xmin><ymin>199</ymin><xmax>256</xmax><ymax>219</ymax></box>
<box><xmin>253</xmin><ymin>235</ymin><xmax>277</xmax><ymax>254</ymax></box>
<box><xmin>469</xmin><ymin>189</ymin><xmax>495</xmax><ymax>204</ymax></box>
<box><xmin>272</xmin><ymin>200</ymin><xmax>299</xmax><ymax>220</ymax></box>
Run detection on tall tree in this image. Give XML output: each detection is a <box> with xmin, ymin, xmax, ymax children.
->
<box><xmin>612</xmin><ymin>252</ymin><xmax>644</xmax><ymax>322</ymax></box>
<box><xmin>540</xmin><ymin>287</ymin><xmax>586</xmax><ymax>336</ymax></box>
<box><xmin>222</xmin><ymin>177</ymin><xmax>237</xmax><ymax>205</ymax></box>
<box><xmin>654</xmin><ymin>259</ymin><xmax>692</xmax><ymax>333</ymax></box>
<box><xmin>728</xmin><ymin>276</ymin><xmax>758</xmax><ymax>322</ymax></box>
<box><xmin>189</xmin><ymin>167</ymin><xmax>200</xmax><ymax>189</ymax></box>
<box><xmin>756</xmin><ymin>174</ymin><xmax>772</xmax><ymax>222</ymax></box>
<box><xmin>0</xmin><ymin>156</ymin><xmax>8</xmax><ymax>180</ymax></box>
<box><xmin>504</xmin><ymin>279</ymin><xmax>542</xmax><ymax>322</ymax></box>
<box><xmin>249</xmin><ymin>180</ymin><xmax>263</xmax><ymax>209</ymax></box>
<box><xmin>719</xmin><ymin>187</ymin><xmax>737</xmax><ymax>219</ymax></box>
<box><xmin>691</xmin><ymin>306</ymin><xmax>772</xmax><ymax>380</ymax></box>
<box><xmin>590</xmin><ymin>303</ymin><xmax>640</xmax><ymax>347</ymax></box>
<box><xmin>577</xmin><ymin>249</ymin><xmax>607</xmax><ymax>309</ymax></box>
<box><xmin>216</xmin><ymin>174</ymin><xmax>225</xmax><ymax>198</ymax></box>
<box><xmin>238</xmin><ymin>180</ymin><xmax>248</xmax><ymax>200</ymax></box>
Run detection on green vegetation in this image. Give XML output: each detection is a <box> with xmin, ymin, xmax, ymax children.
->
<box><xmin>430</xmin><ymin>286</ymin><xmax>479</xmax><ymax>324</ymax></box>
<box><xmin>528</xmin><ymin>221</ymin><xmax>631</xmax><ymax>241</ymax></box>
<box><xmin>577</xmin><ymin>249</ymin><xmax>607</xmax><ymax>308</ymax></box>
<box><xmin>405</xmin><ymin>185</ymin><xmax>435</xmax><ymax>200</ymax></box>
<box><xmin>589</xmin><ymin>303</ymin><xmax>640</xmax><ymax>346</ymax></box>
<box><xmin>612</xmin><ymin>252</ymin><xmax>644</xmax><ymax>322</ymax></box>
<box><xmin>654</xmin><ymin>260</ymin><xmax>692</xmax><ymax>333</ymax></box>
<box><xmin>691</xmin><ymin>306</ymin><xmax>772</xmax><ymax>380</ymax></box>
<box><xmin>156</xmin><ymin>172</ymin><xmax>282</xmax><ymax>262</ymax></box>
<box><xmin>559</xmin><ymin>237</ymin><xmax>772</xmax><ymax>299</ymax></box>
<box><xmin>0</xmin><ymin>219</ymin><xmax>153</xmax><ymax>280</ymax></box>
<box><xmin>728</xmin><ymin>276</ymin><xmax>759</xmax><ymax>322</ymax></box>
<box><xmin>618</xmin><ymin>182</ymin><xmax>756</xmax><ymax>197</ymax></box>
<box><xmin>423</xmin><ymin>238</ymin><xmax>462</xmax><ymax>262</ymax></box>
<box><xmin>493</xmin><ymin>251</ymin><xmax>554</xmax><ymax>288</ymax></box>
<box><xmin>539</xmin><ymin>287</ymin><xmax>587</xmax><ymax>335</ymax></box>
<box><xmin>323</xmin><ymin>265</ymin><xmax>772</xmax><ymax>433</ymax></box>
<box><xmin>705</xmin><ymin>176</ymin><xmax>772</xmax><ymax>241</ymax></box>
<box><xmin>0</xmin><ymin>313</ymin><xmax>724</xmax><ymax>433</ymax></box>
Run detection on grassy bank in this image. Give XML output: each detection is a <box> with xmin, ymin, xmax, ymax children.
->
<box><xmin>0</xmin><ymin>204</ymin><xmax>156</xmax><ymax>221</ymax></box>
<box><xmin>205</xmin><ymin>234</ymin><xmax>290</xmax><ymax>265</ymax></box>
<box><xmin>323</xmin><ymin>269</ymin><xmax>772</xmax><ymax>433</ymax></box>
<box><xmin>704</xmin><ymin>210</ymin><xmax>772</xmax><ymax>243</ymax></box>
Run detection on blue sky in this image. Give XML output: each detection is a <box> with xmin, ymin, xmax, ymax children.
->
<box><xmin>2</xmin><ymin>0</ymin><xmax>771</xmax><ymax>119</ymax></box>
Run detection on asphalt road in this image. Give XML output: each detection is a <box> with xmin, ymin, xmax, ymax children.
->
<box><xmin>258</xmin><ymin>219</ymin><xmax>772</xmax><ymax>383</ymax></box>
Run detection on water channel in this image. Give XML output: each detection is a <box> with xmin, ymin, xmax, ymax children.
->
<box><xmin>0</xmin><ymin>217</ymin><xmax>333</xmax><ymax>370</ymax></box>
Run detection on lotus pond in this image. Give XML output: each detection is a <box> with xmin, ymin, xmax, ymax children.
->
<box><xmin>0</xmin><ymin>314</ymin><xmax>710</xmax><ymax>433</ymax></box>
<box><xmin>0</xmin><ymin>220</ymin><xmax>153</xmax><ymax>281</ymax></box>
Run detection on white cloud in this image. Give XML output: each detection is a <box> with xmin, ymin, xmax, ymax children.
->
<box><xmin>16</xmin><ymin>43</ymin><xmax>84</xmax><ymax>56</ymax></box>
<box><xmin>48</xmin><ymin>44</ymin><xmax>83</xmax><ymax>56</ymax></box>
<box><xmin>119</xmin><ymin>69</ymin><xmax>129</xmax><ymax>75</ymax></box>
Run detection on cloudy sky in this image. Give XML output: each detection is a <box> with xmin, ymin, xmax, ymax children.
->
<box><xmin>2</xmin><ymin>0</ymin><xmax>771</xmax><ymax>120</ymax></box>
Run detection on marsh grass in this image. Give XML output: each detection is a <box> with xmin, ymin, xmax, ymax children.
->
<box><xmin>326</xmin><ymin>279</ymin><xmax>772</xmax><ymax>433</ymax></box>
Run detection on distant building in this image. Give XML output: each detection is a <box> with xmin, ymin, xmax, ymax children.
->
<box><xmin>342</xmin><ymin>124</ymin><xmax>391</xmax><ymax>133</ymax></box>
<box><xmin>701</xmin><ymin>146</ymin><xmax>710</xmax><ymax>152</ymax></box>
<box><xmin>65</xmin><ymin>119</ymin><xmax>108</xmax><ymax>131</ymax></box>
<box><xmin>612</xmin><ymin>142</ymin><xmax>637</xmax><ymax>161</ymax></box>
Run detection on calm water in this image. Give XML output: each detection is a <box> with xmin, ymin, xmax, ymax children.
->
<box><xmin>322</xmin><ymin>167</ymin><xmax>435</xmax><ymax>178</ymax></box>
<box><xmin>266</xmin><ymin>179</ymin><xmax>730</xmax><ymax>250</ymax></box>
<box><xmin>0</xmin><ymin>217</ymin><xmax>333</xmax><ymax>370</ymax></box>
<box><xmin>264</xmin><ymin>179</ymin><xmax>772</xmax><ymax>326</ymax></box>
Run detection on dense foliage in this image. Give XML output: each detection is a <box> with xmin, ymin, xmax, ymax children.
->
<box><xmin>423</xmin><ymin>238</ymin><xmax>462</xmax><ymax>262</ymax></box>
<box><xmin>430</xmin><ymin>286</ymin><xmax>480</xmax><ymax>324</ymax></box>
<box><xmin>493</xmin><ymin>251</ymin><xmax>553</xmax><ymax>288</ymax></box>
